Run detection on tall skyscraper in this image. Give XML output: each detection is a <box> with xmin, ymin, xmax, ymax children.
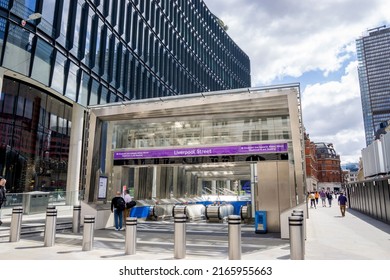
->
<box><xmin>356</xmin><ymin>25</ymin><xmax>390</xmax><ymax>146</ymax></box>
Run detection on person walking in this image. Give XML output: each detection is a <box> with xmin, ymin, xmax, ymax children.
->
<box><xmin>314</xmin><ymin>191</ymin><xmax>320</xmax><ymax>205</ymax></box>
<box><xmin>327</xmin><ymin>191</ymin><xmax>333</xmax><ymax>207</ymax></box>
<box><xmin>308</xmin><ymin>192</ymin><xmax>316</xmax><ymax>208</ymax></box>
<box><xmin>0</xmin><ymin>177</ymin><xmax>7</xmax><ymax>226</ymax></box>
<box><xmin>338</xmin><ymin>192</ymin><xmax>348</xmax><ymax>217</ymax></box>
<box><xmin>319</xmin><ymin>189</ymin><xmax>327</xmax><ymax>207</ymax></box>
<box><xmin>111</xmin><ymin>191</ymin><xmax>126</xmax><ymax>230</ymax></box>
<box><xmin>123</xmin><ymin>188</ymin><xmax>132</xmax><ymax>224</ymax></box>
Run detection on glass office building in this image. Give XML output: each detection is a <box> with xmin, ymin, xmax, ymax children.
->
<box><xmin>356</xmin><ymin>26</ymin><xmax>390</xmax><ymax>146</ymax></box>
<box><xmin>0</xmin><ymin>0</ymin><xmax>251</xmax><ymax>193</ymax></box>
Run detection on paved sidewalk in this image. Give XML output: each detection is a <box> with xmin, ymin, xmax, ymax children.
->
<box><xmin>305</xmin><ymin>202</ymin><xmax>390</xmax><ymax>259</ymax></box>
<box><xmin>1</xmin><ymin>202</ymin><xmax>390</xmax><ymax>260</ymax></box>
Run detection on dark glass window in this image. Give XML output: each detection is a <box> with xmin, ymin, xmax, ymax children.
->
<box><xmin>57</xmin><ymin>0</ymin><xmax>70</xmax><ymax>46</ymax></box>
<box><xmin>150</xmin><ymin>3</ymin><xmax>156</xmax><ymax>28</ymax></box>
<box><xmin>107</xmin><ymin>35</ymin><xmax>115</xmax><ymax>84</ymax></box>
<box><xmin>31</xmin><ymin>38</ymin><xmax>54</xmax><ymax>86</ymax></box>
<box><xmin>78</xmin><ymin>71</ymin><xmax>90</xmax><ymax>107</ymax></box>
<box><xmin>125</xmin><ymin>3</ymin><xmax>131</xmax><ymax>42</ymax></box>
<box><xmin>12</xmin><ymin>0</ymin><xmax>38</xmax><ymax>19</ymax></box>
<box><xmin>118</xmin><ymin>0</ymin><xmax>125</xmax><ymax>35</ymax></box>
<box><xmin>137</xmin><ymin>20</ymin><xmax>144</xmax><ymax>55</ymax></box>
<box><xmin>51</xmin><ymin>50</ymin><xmax>67</xmax><ymax>95</ymax></box>
<box><xmin>90</xmin><ymin>78</ymin><xmax>99</xmax><ymax>105</ymax></box>
<box><xmin>0</xmin><ymin>17</ymin><xmax>6</xmax><ymax>61</ymax></box>
<box><xmin>0</xmin><ymin>77</ymin><xmax>72</xmax><ymax>193</ymax></box>
<box><xmin>98</xmin><ymin>24</ymin><xmax>107</xmax><ymax>76</ymax></box>
<box><xmin>77</xmin><ymin>3</ymin><xmax>87</xmax><ymax>60</ymax></box>
<box><xmin>100</xmin><ymin>86</ymin><xmax>109</xmax><ymax>104</ymax></box>
<box><xmin>143</xmin><ymin>27</ymin><xmax>149</xmax><ymax>60</ymax></box>
<box><xmin>115</xmin><ymin>42</ymin><xmax>123</xmax><ymax>90</ymax></box>
<box><xmin>131</xmin><ymin>11</ymin><xmax>138</xmax><ymax>50</ymax></box>
<box><xmin>65</xmin><ymin>61</ymin><xmax>79</xmax><ymax>101</ymax></box>
<box><xmin>148</xmin><ymin>33</ymin><xmax>154</xmax><ymax>67</ymax></box>
<box><xmin>3</xmin><ymin>23</ymin><xmax>34</xmax><ymax>76</ymax></box>
<box><xmin>39</xmin><ymin>0</ymin><xmax>56</xmax><ymax>35</ymax></box>
<box><xmin>68</xmin><ymin>1</ymin><xmax>83</xmax><ymax>55</ymax></box>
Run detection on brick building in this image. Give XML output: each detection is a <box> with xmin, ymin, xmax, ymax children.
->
<box><xmin>314</xmin><ymin>142</ymin><xmax>342</xmax><ymax>192</ymax></box>
<box><xmin>304</xmin><ymin>133</ymin><xmax>318</xmax><ymax>192</ymax></box>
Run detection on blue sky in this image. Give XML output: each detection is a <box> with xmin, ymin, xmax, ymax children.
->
<box><xmin>204</xmin><ymin>0</ymin><xmax>390</xmax><ymax>164</ymax></box>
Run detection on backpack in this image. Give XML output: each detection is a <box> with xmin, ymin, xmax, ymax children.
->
<box><xmin>126</xmin><ymin>200</ymin><xmax>137</xmax><ymax>209</ymax></box>
<box><xmin>116</xmin><ymin>197</ymin><xmax>126</xmax><ymax>211</ymax></box>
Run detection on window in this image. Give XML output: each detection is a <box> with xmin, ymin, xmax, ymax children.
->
<box><xmin>78</xmin><ymin>71</ymin><xmax>90</xmax><ymax>106</ymax></box>
<box><xmin>90</xmin><ymin>78</ymin><xmax>99</xmax><ymax>105</ymax></box>
<box><xmin>3</xmin><ymin>23</ymin><xmax>34</xmax><ymax>76</ymax></box>
<box><xmin>65</xmin><ymin>61</ymin><xmax>79</xmax><ymax>102</ymax></box>
<box><xmin>51</xmin><ymin>50</ymin><xmax>67</xmax><ymax>95</ymax></box>
<box><xmin>39</xmin><ymin>0</ymin><xmax>56</xmax><ymax>35</ymax></box>
<box><xmin>31</xmin><ymin>38</ymin><xmax>54</xmax><ymax>86</ymax></box>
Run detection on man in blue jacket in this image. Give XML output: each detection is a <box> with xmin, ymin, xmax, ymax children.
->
<box><xmin>338</xmin><ymin>192</ymin><xmax>348</xmax><ymax>217</ymax></box>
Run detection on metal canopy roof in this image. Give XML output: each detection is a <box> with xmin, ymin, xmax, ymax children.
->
<box><xmin>89</xmin><ymin>84</ymin><xmax>299</xmax><ymax>122</ymax></box>
<box><xmin>90</xmin><ymin>85</ymin><xmax>300</xmax><ymax>181</ymax></box>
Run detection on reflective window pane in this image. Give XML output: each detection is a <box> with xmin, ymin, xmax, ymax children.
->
<box><xmin>31</xmin><ymin>38</ymin><xmax>54</xmax><ymax>86</ymax></box>
<box><xmin>65</xmin><ymin>61</ymin><xmax>78</xmax><ymax>101</ymax></box>
<box><xmin>78</xmin><ymin>71</ymin><xmax>89</xmax><ymax>107</ymax></box>
<box><xmin>3</xmin><ymin>23</ymin><xmax>34</xmax><ymax>76</ymax></box>
<box><xmin>51</xmin><ymin>51</ymin><xmax>67</xmax><ymax>95</ymax></box>
<box><xmin>0</xmin><ymin>17</ymin><xmax>6</xmax><ymax>55</ymax></box>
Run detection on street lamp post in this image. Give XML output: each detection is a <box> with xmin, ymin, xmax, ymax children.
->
<box><xmin>21</xmin><ymin>12</ymin><xmax>42</xmax><ymax>26</ymax></box>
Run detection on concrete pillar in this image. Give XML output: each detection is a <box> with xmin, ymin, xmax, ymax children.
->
<box><xmin>197</xmin><ymin>178</ymin><xmax>202</xmax><ymax>196</ymax></box>
<box><xmin>250</xmin><ymin>163</ymin><xmax>257</xmax><ymax>218</ymax></box>
<box><xmin>226</xmin><ymin>180</ymin><xmax>231</xmax><ymax>191</ymax></box>
<box><xmin>186</xmin><ymin>172</ymin><xmax>192</xmax><ymax>197</ymax></box>
<box><xmin>66</xmin><ymin>103</ymin><xmax>85</xmax><ymax>205</ymax></box>
<box><xmin>212</xmin><ymin>180</ymin><xmax>217</xmax><ymax>195</ymax></box>
<box><xmin>152</xmin><ymin>166</ymin><xmax>159</xmax><ymax>198</ymax></box>
<box><xmin>173</xmin><ymin>166</ymin><xmax>178</xmax><ymax>197</ymax></box>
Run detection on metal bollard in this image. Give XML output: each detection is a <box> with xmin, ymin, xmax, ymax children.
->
<box><xmin>289</xmin><ymin>215</ymin><xmax>304</xmax><ymax>260</ymax></box>
<box><xmin>291</xmin><ymin>210</ymin><xmax>305</xmax><ymax>256</ymax></box>
<box><xmin>292</xmin><ymin>209</ymin><xmax>306</xmax><ymax>238</ymax></box>
<box><xmin>82</xmin><ymin>215</ymin><xmax>95</xmax><ymax>251</ymax></box>
<box><xmin>228</xmin><ymin>215</ymin><xmax>242</xmax><ymax>260</ymax></box>
<box><xmin>44</xmin><ymin>206</ymin><xmax>57</xmax><ymax>247</ymax></box>
<box><xmin>9</xmin><ymin>207</ymin><xmax>23</xmax><ymax>242</ymax></box>
<box><xmin>72</xmin><ymin>205</ymin><xmax>81</xmax><ymax>233</ymax></box>
<box><xmin>174</xmin><ymin>214</ymin><xmax>186</xmax><ymax>259</ymax></box>
<box><xmin>125</xmin><ymin>217</ymin><xmax>137</xmax><ymax>255</ymax></box>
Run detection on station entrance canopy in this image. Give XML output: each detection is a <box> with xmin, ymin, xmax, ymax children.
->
<box><xmin>85</xmin><ymin>84</ymin><xmax>306</xmax><ymax>231</ymax></box>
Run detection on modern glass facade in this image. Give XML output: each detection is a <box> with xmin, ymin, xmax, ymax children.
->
<box><xmin>356</xmin><ymin>26</ymin><xmax>390</xmax><ymax>146</ymax></box>
<box><xmin>1</xmin><ymin>0</ymin><xmax>250</xmax><ymax>104</ymax></box>
<box><xmin>0</xmin><ymin>77</ymin><xmax>72</xmax><ymax>192</ymax></box>
<box><xmin>0</xmin><ymin>0</ymin><xmax>251</xmax><ymax>192</ymax></box>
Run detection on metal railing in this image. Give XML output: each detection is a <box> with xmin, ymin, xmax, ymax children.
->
<box><xmin>3</xmin><ymin>190</ymin><xmax>85</xmax><ymax>210</ymax></box>
<box><xmin>347</xmin><ymin>176</ymin><xmax>390</xmax><ymax>225</ymax></box>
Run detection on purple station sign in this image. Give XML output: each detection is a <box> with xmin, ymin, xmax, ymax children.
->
<box><xmin>114</xmin><ymin>143</ymin><xmax>288</xmax><ymax>160</ymax></box>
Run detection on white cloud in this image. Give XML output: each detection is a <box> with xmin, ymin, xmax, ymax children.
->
<box><xmin>205</xmin><ymin>0</ymin><xmax>390</xmax><ymax>84</ymax></box>
<box><xmin>302</xmin><ymin>61</ymin><xmax>365</xmax><ymax>163</ymax></box>
<box><xmin>203</xmin><ymin>0</ymin><xmax>389</xmax><ymax>163</ymax></box>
